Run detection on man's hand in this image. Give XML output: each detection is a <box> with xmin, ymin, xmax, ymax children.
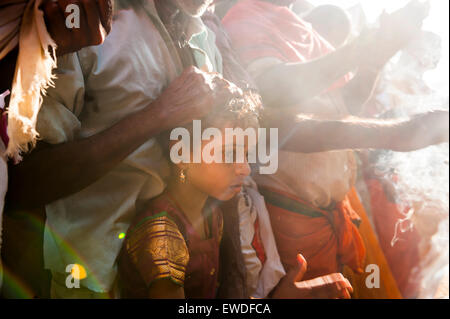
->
<box><xmin>379</xmin><ymin>0</ymin><xmax>429</xmax><ymax>47</ymax></box>
<box><xmin>357</xmin><ymin>0</ymin><xmax>430</xmax><ymax>70</ymax></box>
<box><xmin>271</xmin><ymin>254</ymin><xmax>353</xmax><ymax>299</ymax></box>
<box><xmin>42</xmin><ymin>0</ymin><xmax>113</xmax><ymax>56</ymax></box>
<box><xmin>391</xmin><ymin>110</ymin><xmax>449</xmax><ymax>152</ymax></box>
<box><xmin>154</xmin><ymin>66</ymin><xmax>243</xmax><ymax>129</ymax></box>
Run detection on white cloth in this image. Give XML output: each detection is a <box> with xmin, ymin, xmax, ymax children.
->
<box><xmin>0</xmin><ymin>140</ymin><xmax>7</xmax><ymax>289</ymax></box>
<box><xmin>37</xmin><ymin>0</ymin><xmax>223</xmax><ymax>294</ymax></box>
<box><xmin>1</xmin><ymin>0</ymin><xmax>57</xmax><ymax>159</ymax></box>
<box><xmin>238</xmin><ymin>177</ymin><xmax>285</xmax><ymax>298</ymax></box>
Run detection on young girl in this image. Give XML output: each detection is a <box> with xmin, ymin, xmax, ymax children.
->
<box><xmin>118</xmin><ymin>93</ymin><xmax>261</xmax><ymax>298</ymax></box>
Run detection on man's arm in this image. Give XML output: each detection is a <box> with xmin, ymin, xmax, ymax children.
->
<box><xmin>340</xmin><ymin>66</ymin><xmax>381</xmax><ymax>115</ymax></box>
<box><xmin>254</xmin><ymin>41</ymin><xmax>362</xmax><ymax>108</ymax></box>
<box><xmin>267</xmin><ymin>110</ymin><xmax>449</xmax><ymax>153</ymax></box>
<box><xmin>7</xmin><ymin>67</ymin><xmax>242</xmax><ymax>210</ymax></box>
<box><xmin>7</xmin><ymin>101</ymin><xmax>168</xmax><ymax>210</ymax></box>
<box><xmin>255</xmin><ymin>1</ymin><xmax>429</xmax><ymax>108</ymax></box>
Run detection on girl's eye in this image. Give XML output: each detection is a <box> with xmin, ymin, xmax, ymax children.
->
<box><xmin>222</xmin><ymin>148</ymin><xmax>248</xmax><ymax>163</ymax></box>
<box><xmin>222</xmin><ymin>149</ymin><xmax>237</xmax><ymax>162</ymax></box>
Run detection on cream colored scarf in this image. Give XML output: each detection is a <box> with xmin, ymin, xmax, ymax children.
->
<box><xmin>0</xmin><ymin>0</ymin><xmax>57</xmax><ymax>160</ymax></box>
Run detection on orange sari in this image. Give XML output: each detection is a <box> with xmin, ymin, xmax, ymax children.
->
<box><xmin>260</xmin><ymin>186</ymin><xmax>402</xmax><ymax>298</ymax></box>
<box><xmin>259</xmin><ymin>186</ymin><xmax>365</xmax><ymax>280</ymax></box>
<box><xmin>343</xmin><ymin>187</ymin><xmax>403</xmax><ymax>299</ymax></box>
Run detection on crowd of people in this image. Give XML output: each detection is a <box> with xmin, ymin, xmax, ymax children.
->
<box><xmin>0</xmin><ymin>0</ymin><xmax>448</xmax><ymax>299</ymax></box>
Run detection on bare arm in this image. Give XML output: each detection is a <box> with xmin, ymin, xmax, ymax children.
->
<box><xmin>7</xmin><ymin>67</ymin><xmax>242</xmax><ymax>210</ymax></box>
<box><xmin>266</xmin><ymin>110</ymin><xmax>449</xmax><ymax>153</ymax></box>
<box><xmin>255</xmin><ymin>1</ymin><xmax>429</xmax><ymax>109</ymax></box>
<box><xmin>148</xmin><ymin>279</ymin><xmax>185</xmax><ymax>299</ymax></box>
<box><xmin>254</xmin><ymin>40</ymin><xmax>361</xmax><ymax>108</ymax></box>
<box><xmin>7</xmin><ymin>101</ymin><xmax>168</xmax><ymax>210</ymax></box>
<box><xmin>340</xmin><ymin>66</ymin><xmax>381</xmax><ymax>115</ymax></box>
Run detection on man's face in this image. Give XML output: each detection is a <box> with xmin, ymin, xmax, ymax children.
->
<box><xmin>174</xmin><ymin>0</ymin><xmax>214</xmax><ymax>17</ymax></box>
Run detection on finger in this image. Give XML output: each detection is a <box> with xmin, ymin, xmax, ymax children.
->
<box><xmin>214</xmin><ymin>86</ymin><xmax>244</xmax><ymax>109</ymax></box>
<box><xmin>285</xmin><ymin>254</ymin><xmax>308</xmax><ymax>285</ymax></box>
<box><xmin>340</xmin><ymin>287</ymin><xmax>351</xmax><ymax>299</ymax></box>
<box><xmin>337</xmin><ymin>277</ymin><xmax>353</xmax><ymax>299</ymax></box>
<box><xmin>324</xmin><ymin>282</ymin><xmax>342</xmax><ymax>299</ymax></box>
<box><xmin>210</xmin><ymin>74</ymin><xmax>227</xmax><ymax>91</ymax></box>
<box><xmin>332</xmin><ymin>274</ymin><xmax>353</xmax><ymax>297</ymax></box>
<box><xmin>343</xmin><ymin>278</ymin><xmax>353</xmax><ymax>293</ymax></box>
<box><xmin>334</xmin><ymin>281</ymin><xmax>347</xmax><ymax>295</ymax></box>
<box><xmin>187</xmin><ymin>65</ymin><xmax>202</xmax><ymax>75</ymax></box>
<box><xmin>96</xmin><ymin>0</ymin><xmax>113</xmax><ymax>34</ymax></box>
<box><xmin>293</xmin><ymin>254</ymin><xmax>308</xmax><ymax>283</ymax></box>
<box><xmin>230</xmin><ymin>85</ymin><xmax>244</xmax><ymax>98</ymax></box>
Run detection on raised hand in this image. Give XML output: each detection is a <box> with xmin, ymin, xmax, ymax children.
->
<box><xmin>378</xmin><ymin>0</ymin><xmax>430</xmax><ymax>48</ymax></box>
<box><xmin>356</xmin><ymin>0</ymin><xmax>430</xmax><ymax>70</ymax></box>
<box><xmin>154</xmin><ymin>66</ymin><xmax>243</xmax><ymax>129</ymax></box>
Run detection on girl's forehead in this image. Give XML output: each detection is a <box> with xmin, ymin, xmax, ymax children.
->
<box><xmin>202</xmin><ymin>132</ymin><xmax>258</xmax><ymax>149</ymax></box>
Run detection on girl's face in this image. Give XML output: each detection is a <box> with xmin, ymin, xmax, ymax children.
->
<box><xmin>178</xmin><ymin>128</ymin><xmax>254</xmax><ymax>201</ymax></box>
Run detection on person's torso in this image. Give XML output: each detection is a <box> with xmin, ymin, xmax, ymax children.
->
<box><xmin>119</xmin><ymin>193</ymin><xmax>223</xmax><ymax>298</ymax></box>
<box><xmin>256</xmin><ymin>92</ymin><xmax>357</xmax><ymax>208</ymax></box>
<box><xmin>41</xmin><ymin>1</ymin><xmax>223</xmax><ymax>293</ymax></box>
<box><xmin>223</xmin><ymin>1</ymin><xmax>356</xmax><ymax>207</ymax></box>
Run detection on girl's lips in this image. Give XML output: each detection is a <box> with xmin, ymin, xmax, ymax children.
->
<box><xmin>230</xmin><ymin>184</ymin><xmax>244</xmax><ymax>191</ymax></box>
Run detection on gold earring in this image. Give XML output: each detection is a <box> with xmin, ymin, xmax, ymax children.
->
<box><xmin>179</xmin><ymin>169</ymin><xmax>186</xmax><ymax>184</ymax></box>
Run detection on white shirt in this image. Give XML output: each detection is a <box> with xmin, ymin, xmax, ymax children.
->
<box><xmin>36</xmin><ymin>0</ymin><xmax>222</xmax><ymax>293</ymax></box>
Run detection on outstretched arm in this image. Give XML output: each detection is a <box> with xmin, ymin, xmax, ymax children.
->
<box><xmin>255</xmin><ymin>1</ymin><xmax>429</xmax><ymax>108</ymax></box>
<box><xmin>7</xmin><ymin>67</ymin><xmax>242</xmax><ymax>210</ymax></box>
<box><xmin>266</xmin><ymin>110</ymin><xmax>449</xmax><ymax>153</ymax></box>
<box><xmin>254</xmin><ymin>40</ymin><xmax>362</xmax><ymax>108</ymax></box>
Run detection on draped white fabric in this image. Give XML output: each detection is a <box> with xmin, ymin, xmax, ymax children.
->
<box><xmin>1</xmin><ymin>0</ymin><xmax>57</xmax><ymax>160</ymax></box>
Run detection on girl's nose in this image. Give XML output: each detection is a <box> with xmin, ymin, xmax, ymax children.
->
<box><xmin>235</xmin><ymin>160</ymin><xmax>251</xmax><ymax>177</ymax></box>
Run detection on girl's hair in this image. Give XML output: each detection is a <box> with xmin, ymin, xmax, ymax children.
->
<box><xmin>159</xmin><ymin>90</ymin><xmax>262</xmax><ymax>158</ymax></box>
